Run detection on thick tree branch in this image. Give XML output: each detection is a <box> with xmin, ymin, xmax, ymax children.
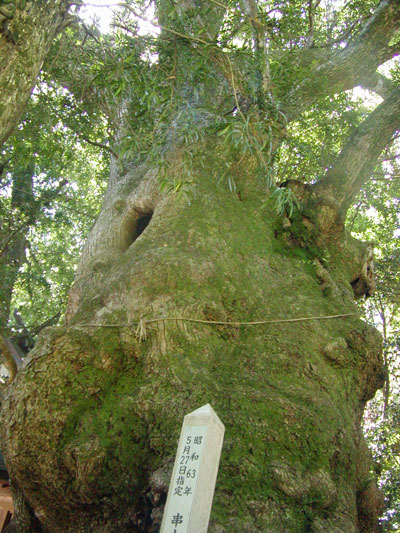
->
<box><xmin>282</xmin><ymin>0</ymin><xmax>400</xmax><ymax>122</ymax></box>
<box><xmin>306</xmin><ymin>0</ymin><xmax>322</xmax><ymax>48</ymax></box>
<box><xmin>0</xmin><ymin>1</ymin><xmax>69</xmax><ymax>150</ymax></box>
<box><xmin>359</xmin><ymin>71</ymin><xmax>395</xmax><ymax>100</ymax></box>
<box><xmin>313</xmin><ymin>85</ymin><xmax>400</xmax><ymax>215</ymax></box>
<box><xmin>240</xmin><ymin>0</ymin><xmax>270</xmax><ymax>93</ymax></box>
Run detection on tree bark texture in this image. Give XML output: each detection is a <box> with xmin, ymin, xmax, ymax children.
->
<box><xmin>0</xmin><ymin>0</ymin><xmax>69</xmax><ymax>150</ymax></box>
<box><xmin>1</xmin><ymin>0</ymin><xmax>398</xmax><ymax>531</ymax></box>
<box><xmin>0</xmin><ymin>140</ymin><xmax>385</xmax><ymax>531</ymax></box>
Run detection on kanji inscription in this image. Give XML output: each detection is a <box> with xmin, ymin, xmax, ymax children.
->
<box><xmin>161</xmin><ymin>425</ymin><xmax>206</xmax><ymax>531</ymax></box>
<box><xmin>160</xmin><ymin>404</ymin><xmax>225</xmax><ymax>533</ymax></box>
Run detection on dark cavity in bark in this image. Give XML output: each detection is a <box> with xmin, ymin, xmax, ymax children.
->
<box><xmin>130</xmin><ymin>210</ymin><xmax>153</xmax><ymax>247</ymax></box>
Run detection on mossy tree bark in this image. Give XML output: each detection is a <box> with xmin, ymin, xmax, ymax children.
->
<box><xmin>1</xmin><ymin>1</ymin><xmax>400</xmax><ymax>532</ymax></box>
<box><xmin>0</xmin><ymin>0</ymin><xmax>69</xmax><ymax>150</ymax></box>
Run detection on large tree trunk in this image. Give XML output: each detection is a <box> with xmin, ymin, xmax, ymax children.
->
<box><xmin>0</xmin><ymin>133</ymin><xmax>384</xmax><ymax>531</ymax></box>
<box><xmin>2</xmin><ymin>0</ymin><xmax>398</xmax><ymax>529</ymax></box>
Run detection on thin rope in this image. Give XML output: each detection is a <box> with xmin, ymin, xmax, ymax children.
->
<box><xmin>72</xmin><ymin>312</ymin><xmax>355</xmax><ymax>330</ymax></box>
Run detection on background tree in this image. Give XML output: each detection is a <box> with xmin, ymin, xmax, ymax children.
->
<box><xmin>0</xmin><ymin>0</ymin><xmax>76</xmax><ymax>378</ymax></box>
<box><xmin>0</xmin><ymin>71</ymin><xmax>108</xmax><ymax>381</ymax></box>
<box><xmin>1</xmin><ymin>1</ymin><xmax>400</xmax><ymax>531</ymax></box>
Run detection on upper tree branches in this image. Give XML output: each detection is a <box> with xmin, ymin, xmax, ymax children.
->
<box><xmin>282</xmin><ymin>0</ymin><xmax>400</xmax><ymax>122</ymax></box>
<box><xmin>314</xmin><ymin>85</ymin><xmax>400</xmax><ymax>215</ymax></box>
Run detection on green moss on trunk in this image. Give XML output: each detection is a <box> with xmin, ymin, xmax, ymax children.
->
<box><xmin>1</xmin><ymin>154</ymin><xmax>383</xmax><ymax>532</ymax></box>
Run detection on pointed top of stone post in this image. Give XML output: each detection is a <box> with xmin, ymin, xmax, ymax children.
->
<box><xmin>184</xmin><ymin>403</ymin><xmax>224</xmax><ymax>428</ymax></box>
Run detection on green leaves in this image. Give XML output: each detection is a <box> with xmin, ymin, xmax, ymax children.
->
<box><xmin>0</xmin><ymin>72</ymin><xmax>108</xmax><ymax>335</ymax></box>
<box><xmin>269</xmin><ymin>186</ymin><xmax>301</xmax><ymax>218</ymax></box>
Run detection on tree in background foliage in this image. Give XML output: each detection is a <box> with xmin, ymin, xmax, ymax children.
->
<box><xmin>0</xmin><ymin>72</ymin><xmax>108</xmax><ymax>379</ymax></box>
<box><xmin>0</xmin><ymin>0</ymin><xmax>71</xmax><ymax>381</ymax></box>
<box><xmin>1</xmin><ymin>1</ymin><xmax>400</xmax><ymax>532</ymax></box>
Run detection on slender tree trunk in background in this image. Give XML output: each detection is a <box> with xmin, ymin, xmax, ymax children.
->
<box><xmin>0</xmin><ymin>167</ymin><xmax>35</xmax><ymax>380</ymax></box>
<box><xmin>378</xmin><ymin>304</ymin><xmax>390</xmax><ymax>419</ymax></box>
<box><xmin>2</xmin><ymin>0</ymin><xmax>400</xmax><ymax>531</ymax></box>
<box><xmin>0</xmin><ymin>168</ymin><xmax>34</xmax><ymax>330</ymax></box>
<box><xmin>0</xmin><ymin>0</ymin><xmax>69</xmax><ymax>379</ymax></box>
<box><xmin>0</xmin><ymin>0</ymin><xmax>69</xmax><ymax>385</ymax></box>
<box><xmin>0</xmin><ymin>0</ymin><xmax>69</xmax><ymax>150</ymax></box>
<box><xmin>0</xmin><ymin>161</ymin><xmax>67</xmax><ymax>384</ymax></box>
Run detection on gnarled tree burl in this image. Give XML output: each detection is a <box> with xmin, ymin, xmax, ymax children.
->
<box><xmin>1</xmin><ymin>1</ymin><xmax>400</xmax><ymax>531</ymax></box>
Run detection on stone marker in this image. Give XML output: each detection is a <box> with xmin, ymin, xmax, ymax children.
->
<box><xmin>160</xmin><ymin>404</ymin><xmax>225</xmax><ymax>533</ymax></box>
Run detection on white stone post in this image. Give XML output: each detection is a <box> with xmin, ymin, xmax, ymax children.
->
<box><xmin>160</xmin><ymin>404</ymin><xmax>225</xmax><ymax>533</ymax></box>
